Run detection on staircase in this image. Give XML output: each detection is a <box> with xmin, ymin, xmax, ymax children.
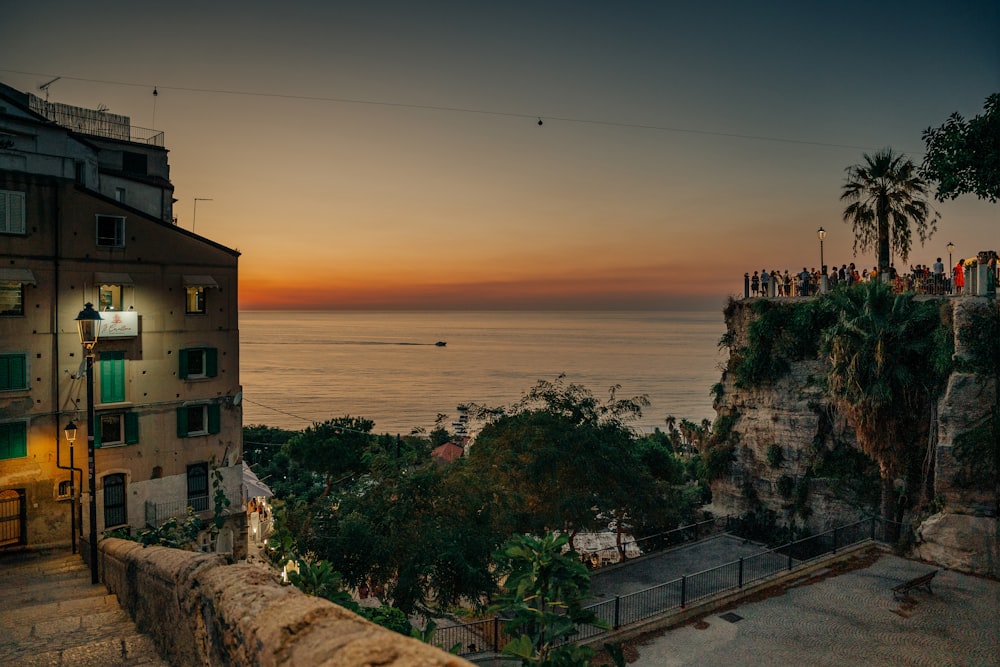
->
<box><xmin>0</xmin><ymin>549</ymin><xmax>167</xmax><ymax>666</ymax></box>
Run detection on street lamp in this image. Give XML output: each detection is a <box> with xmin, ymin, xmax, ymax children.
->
<box><xmin>64</xmin><ymin>421</ymin><xmax>78</xmax><ymax>554</ymax></box>
<box><xmin>817</xmin><ymin>227</ymin><xmax>827</xmax><ymax>293</ymax></box>
<box><xmin>75</xmin><ymin>302</ymin><xmax>103</xmax><ymax>584</ymax></box>
<box><xmin>947</xmin><ymin>242</ymin><xmax>955</xmax><ymax>293</ymax></box>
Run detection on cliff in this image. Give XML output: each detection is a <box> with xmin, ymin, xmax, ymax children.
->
<box><xmin>711</xmin><ymin>296</ymin><xmax>999</xmax><ymax>577</ymax></box>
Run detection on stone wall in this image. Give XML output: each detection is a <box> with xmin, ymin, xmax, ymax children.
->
<box><xmin>99</xmin><ymin>538</ymin><xmax>473</xmax><ymax>666</ymax></box>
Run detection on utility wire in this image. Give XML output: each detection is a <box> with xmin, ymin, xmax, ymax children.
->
<box><xmin>1</xmin><ymin>68</ymin><xmax>902</xmax><ymax>153</ymax></box>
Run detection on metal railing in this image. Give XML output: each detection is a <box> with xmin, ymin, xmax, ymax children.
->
<box><xmin>438</xmin><ymin>517</ymin><xmax>885</xmax><ymax>659</ymax></box>
<box><xmin>27</xmin><ymin>94</ymin><xmax>165</xmax><ymax>146</ymax></box>
<box><xmin>144</xmin><ymin>495</ymin><xmax>210</xmax><ymax>527</ymax></box>
<box><xmin>579</xmin><ymin>515</ymin><xmax>730</xmax><ymax>568</ymax></box>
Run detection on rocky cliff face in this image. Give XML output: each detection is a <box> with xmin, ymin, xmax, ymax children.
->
<box><xmin>711</xmin><ymin>297</ymin><xmax>998</xmax><ymax>576</ymax></box>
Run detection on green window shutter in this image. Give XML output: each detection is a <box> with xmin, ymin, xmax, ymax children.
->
<box><xmin>206</xmin><ymin>348</ymin><xmax>218</xmax><ymax>377</ymax></box>
<box><xmin>93</xmin><ymin>414</ymin><xmax>101</xmax><ymax>448</ymax></box>
<box><xmin>0</xmin><ymin>354</ymin><xmax>27</xmax><ymax>391</ymax></box>
<box><xmin>208</xmin><ymin>402</ymin><xmax>221</xmax><ymax>434</ymax></box>
<box><xmin>125</xmin><ymin>412</ymin><xmax>140</xmax><ymax>444</ymax></box>
<box><xmin>0</xmin><ymin>422</ymin><xmax>28</xmax><ymax>459</ymax></box>
<box><xmin>100</xmin><ymin>351</ymin><xmax>126</xmax><ymax>403</ymax></box>
<box><xmin>178</xmin><ymin>348</ymin><xmax>189</xmax><ymax>379</ymax></box>
<box><xmin>177</xmin><ymin>407</ymin><xmax>188</xmax><ymax>438</ymax></box>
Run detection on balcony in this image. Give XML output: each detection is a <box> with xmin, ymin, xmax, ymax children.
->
<box><xmin>145</xmin><ymin>495</ymin><xmax>209</xmax><ymax>528</ymax></box>
<box><xmin>28</xmin><ymin>94</ymin><xmax>164</xmax><ymax>147</ymax></box>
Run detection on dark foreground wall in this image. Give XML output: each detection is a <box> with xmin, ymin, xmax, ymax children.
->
<box><xmin>99</xmin><ymin>538</ymin><xmax>473</xmax><ymax>666</ymax></box>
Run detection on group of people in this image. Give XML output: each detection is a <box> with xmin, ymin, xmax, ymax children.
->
<box><xmin>746</xmin><ymin>259</ymin><xmax>978</xmax><ymax>298</ymax></box>
<box><xmin>746</xmin><ymin>265</ymin><xmax>866</xmax><ymax>297</ymax></box>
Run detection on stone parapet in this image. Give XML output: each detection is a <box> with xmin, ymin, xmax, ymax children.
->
<box><xmin>99</xmin><ymin>538</ymin><xmax>474</xmax><ymax>666</ymax></box>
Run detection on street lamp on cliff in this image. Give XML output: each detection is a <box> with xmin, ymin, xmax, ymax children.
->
<box><xmin>947</xmin><ymin>242</ymin><xmax>955</xmax><ymax>293</ymax></box>
<box><xmin>818</xmin><ymin>227</ymin><xmax>827</xmax><ymax>293</ymax></box>
<box><xmin>75</xmin><ymin>302</ymin><xmax>102</xmax><ymax>584</ymax></box>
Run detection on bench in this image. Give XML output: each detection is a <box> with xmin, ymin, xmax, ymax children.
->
<box><xmin>892</xmin><ymin>569</ymin><xmax>939</xmax><ymax>600</ymax></box>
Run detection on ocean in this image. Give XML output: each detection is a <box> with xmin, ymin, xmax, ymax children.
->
<box><xmin>238</xmin><ymin>310</ymin><xmax>726</xmax><ymax>435</ymax></box>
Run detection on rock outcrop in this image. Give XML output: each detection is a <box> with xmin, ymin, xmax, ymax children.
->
<box><xmin>712</xmin><ymin>296</ymin><xmax>998</xmax><ymax>576</ymax></box>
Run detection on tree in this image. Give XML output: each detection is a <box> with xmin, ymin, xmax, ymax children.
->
<box><xmin>820</xmin><ymin>282</ymin><xmax>950</xmax><ymax>526</ymax></box>
<box><xmin>922</xmin><ymin>93</ymin><xmax>1000</xmax><ymax>203</ymax></box>
<box><xmin>841</xmin><ymin>148</ymin><xmax>936</xmax><ymax>277</ymax></box>
<box><xmin>466</xmin><ymin>377</ymin><xmax>649</xmax><ymax>544</ymax></box>
<box><xmin>493</xmin><ymin>532</ymin><xmax>606</xmax><ymax>667</ymax></box>
<box><xmin>285</xmin><ymin>416</ymin><xmax>374</xmax><ymax>498</ymax></box>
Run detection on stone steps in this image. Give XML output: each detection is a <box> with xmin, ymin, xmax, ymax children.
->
<box><xmin>0</xmin><ymin>549</ymin><xmax>168</xmax><ymax>666</ymax></box>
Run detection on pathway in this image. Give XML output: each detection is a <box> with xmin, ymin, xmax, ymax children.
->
<box><xmin>0</xmin><ymin>549</ymin><xmax>167</xmax><ymax>666</ymax></box>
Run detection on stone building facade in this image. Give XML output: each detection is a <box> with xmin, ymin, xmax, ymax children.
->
<box><xmin>0</xmin><ymin>81</ymin><xmax>245</xmax><ymax>555</ymax></box>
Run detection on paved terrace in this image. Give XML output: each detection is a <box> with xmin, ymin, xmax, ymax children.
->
<box><xmin>629</xmin><ymin>550</ymin><xmax>1000</xmax><ymax>666</ymax></box>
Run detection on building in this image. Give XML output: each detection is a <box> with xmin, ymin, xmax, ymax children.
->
<box><xmin>0</xmin><ymin>81</ymin><xmax>245</xmax><ymax>556</ymax></box>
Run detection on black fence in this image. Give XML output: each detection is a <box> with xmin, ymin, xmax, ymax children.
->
<box><xmin>436</xmin><ymin>516</ymin><xmax>890</xmax><ymax>659</ymax></box>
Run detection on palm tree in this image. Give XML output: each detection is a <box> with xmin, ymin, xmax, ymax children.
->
<box><xmin>841</xmin><ymin>148</ymin><xmax>936</xmax><ymax>278</ymax></box>
<box><xmin>820</xmin><ymin>281</ymin><xmax>947</xmax><ymax>527</ymax></box>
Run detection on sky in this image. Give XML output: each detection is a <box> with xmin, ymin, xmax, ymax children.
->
<box><xmin>2</xmin><ymin>1</ymin><xmax>998</xmax><ymax>310</ymax></box>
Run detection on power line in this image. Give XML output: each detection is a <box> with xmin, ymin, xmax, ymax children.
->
<box><xmin>0</xmin><ymin>68</ymin><xmax>901</xmax><ymax>153</ymax></box>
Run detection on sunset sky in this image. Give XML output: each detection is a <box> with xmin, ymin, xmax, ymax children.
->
<box><xmin>2</xmin><ymin>1</ymin><xmax>997</xmax><ymax>310</ymax></box>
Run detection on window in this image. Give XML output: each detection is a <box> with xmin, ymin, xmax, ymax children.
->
<box><xmin>0</xmin><ymin>190</ymin><xmax>26</xmax><ymax>235</ymax></box>
<box><xmin>114</xmin><ymin>187</ymin><xmax>126</xmax><ymax>203</ymax></box>
<box><xmin>103</xmin><ymin>473</ymin><xmax>127</xmax><ymax>528</ymax></box>
<box><xmin>177</xmin><ymin>403</ymin><xmax>221</xmax><ymax>438</ymax></box>
<box><xmin>94</xmin><ymin>412</ymin><xmax>139</xmax><ymax>448</ymax></box>
<box><xmin>121</xmin><ymin>152</ymin><xmax>148</xmax><ymax>175</ymax></box>
<box><xmin>57</xmin><ymin>480</ymin><xmax>73</xmax><ymax>499</ymax></box>
<box><xmin>0</xmin><ymin>421</ymin><xmax>27</xmax><ymax>460</ymax></box>
<box><xmin>187</xmin><ymin>463</ymin><xmax>209</xmax><ymax>512</ymax></box>
<box><xmin>75</xmin><ymin>161</ymin><xmax>86</xmax><ymax>185</ymax></box>
<box><xmin>99</xmin><ymin>284</ymin><xmax>122</xmax><ymax>312</ymax></box>
<box><xmin>96</xmin><ymin>215</ymin><xmax>125</xmax><ymax>248</ymax></box>
<box><xmin>99</xmin><ymin>351</ymin><xmax>126</xmax><ymax>403</ymax></box>
<box><xmin>179</xmin><ymin>348</ymin><xmax>218</xmax><ymax>379</ymax></box>
<box><xmin>186</xmin><ymin>286</ymin><xmax>206</xmax><ymax>314</ymax></box>
<box><xmin>0</xmin><ymin>282</ymin><xmax>23</xmax><ymax>316</ymax></box>
<box><xmin>0</xmin><ymin>353</ymin><xmax>27</xmax><ymax>391</ymax></box>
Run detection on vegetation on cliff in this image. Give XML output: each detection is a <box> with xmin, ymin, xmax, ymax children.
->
<box><xmin>721</xmin><ymin>282</ymin><xmax>954</xmax><ymax>528</ymax></box>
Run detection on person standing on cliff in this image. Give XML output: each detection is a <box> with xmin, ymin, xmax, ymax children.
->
<box><xmin>933</xmin><ymin>257</ymin><xmax>945</xmax><ymax>294</ymax></box>
<box><xmin>798</xmin><ymin>267</ymin><xmax>810</xmax><ymax>296</ymax></box>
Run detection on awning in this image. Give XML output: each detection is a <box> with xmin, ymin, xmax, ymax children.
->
<box><xmin>242</xmin><ymin>461</ymin><xmax>274</xmax><ymax>499</ymax></box>
<box><xmin>0</xmin><ymin>268</ymin><xmax>36</xmax><ymax>284</ymax></box>
<box><xmin>94</xmin><ymin>272</ymin><xmax>134</xmax><ymax>285</ymax></box>
<box><xmin>183</xmin><ymin>274</ymin><xmax>219</xmax><ymax>288</ymax></box>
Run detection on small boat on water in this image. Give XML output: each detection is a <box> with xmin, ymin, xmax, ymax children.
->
<box><xmin>435</xmin><ymin>341</ymin><xmax>447</xmax><ymax>347</ymax></box>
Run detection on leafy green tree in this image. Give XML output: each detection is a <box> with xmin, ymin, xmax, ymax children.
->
<box><xmin>243</xmin><ymin>424</ymin><xmax>314</xmax><ymax>501</ymax></box>
<box><xmin>320</xmin><ymin>453</ymin><xmax>501</xmax><ymax>615</ymax></box>
<box><xmin>493</xmin><ymin>532</ymin><xmax>606</xmax><ymax>667</ymax></box>
<box><xmin>841</xmin><ymin>148</ymin><xmax>936</xmax><ymax>277</ymax></box>
<box><xmin>286</xmin><ymin>416</ymin><xmax>375</xmax><ymax>498</ymax></box>
<box><xmin>466</xmin><ymin>377</ymin><xmax>649</xmax><ymax>545</ymax></box>
<box><xmin>922</xmin><ymin>93</ymin><xmax>1000</xmax><ymax>203</ymax></box>
<box><xmin>820</xmin><ymin>282</ymin><xmax>950</xmax><ymax>525</ymax></box>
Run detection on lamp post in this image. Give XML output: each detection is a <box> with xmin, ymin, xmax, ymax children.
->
<box><xmin>64</xmin><ymin>421</ymin><xmax>78</xmax><ymax>554</ymax></box>
<box><xmin>818</xmin><ymin>227</ymin><xmax>827</xmax><ymax>293</ymax></box>
<box><xmin>75</xmin><ymin>303</ymin><xmax>102</xmax><ymax>584</ymax></box>
<box><xmin>947</xmin><ymin>242</ymin><xmax>955</xmax><ymax>294</ymax></box>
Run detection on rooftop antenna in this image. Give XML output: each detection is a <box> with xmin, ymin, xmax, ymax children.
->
<box><xmin>38</xmin><ymin>77</ymin><xmax>61</xmax><ymax>102</ymax></box>
<box><xmin>152</xmin><ymin>86</ymin><xmax>158</xmax><ymax>129</ymax></box>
